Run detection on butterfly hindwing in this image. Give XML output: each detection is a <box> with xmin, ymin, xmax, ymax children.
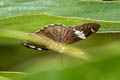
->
<box><xmin>22</xmin><ymin>41</ymin><xmax>48</xmax><ymax>50</ymax></box>
<box><xmin>35</xmin><ymin>24</ymin><xmax>66</xmax><ymax>43</ymax></box>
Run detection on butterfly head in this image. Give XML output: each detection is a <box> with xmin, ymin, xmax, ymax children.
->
<box><xmin>87</xmin><ymin>23</ymin><xmax>100</xmax><ymax>32</ymax></box>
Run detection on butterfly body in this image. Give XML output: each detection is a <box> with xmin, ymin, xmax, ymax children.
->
<box><xmin>22</xmin><ymin>23</ymin><xmax>100</xmax><ymax>50</ymax></box>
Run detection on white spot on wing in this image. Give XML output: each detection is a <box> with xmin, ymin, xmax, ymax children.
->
<box><xmin>29</xmin><ymin>45</ymin><xmax>36</xmax><ymax>48</ymax></box>
<box><xmin>23</xmin><ymin>43</ymin><xmax>27</xmax><ymax>46</ymax></box>
<box><xmin>37</xmin><ymin>48</ymin><xmax>42</xmax><ymax>50</ymax></box>
<box><xmin>73</xmin><ymin>29</ymin><xmax>86</xmax><ymax>39</ymax></box>
<box><xmin>50</xmin><ymin>23</ymin><xmax>66</xmax><ymax>27</ymax></box>
<box><xmin>50</xmin><ymin>24</ymin><xmax>55</xmax><ymax>26</ymax></box>
<box><xmin>91</xmin><ymin>28</ymin><xmax>95</xmax><ymax>32</ymax></box>
<box><xmin>57</xmin><ymin>23</ymin><xmax>66</xmax><ymax>26</ymax></box>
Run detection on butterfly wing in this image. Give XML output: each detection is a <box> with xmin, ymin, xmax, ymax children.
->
<box><xmin>75</xmin><ymin>23</ymin><xmax>100</xmax><ymax>37</ymax></box>
<box><xmin>61</xmin><ymin>23</ymin><xmax>100</xmax><ymax>44</ymax></box>
<box><xmin>22</xmin><ymin>41</ymin><xmax>48</xmax><ymax>50</ymax></box>
<box><xmin>22</xmin><ymin>23</ymin><xmax>100</xmax><ymax>50</ymax></box>
<box><xmin>35</xmin><ymin>24</ymin><xmax>66</xmax><ymax>43</ymax></box>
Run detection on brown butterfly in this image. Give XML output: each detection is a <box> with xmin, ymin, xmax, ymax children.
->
<box><xmin>22</xmin><ymin>23</ymin><xmax>100</xmax><ymax>50</ymax></box>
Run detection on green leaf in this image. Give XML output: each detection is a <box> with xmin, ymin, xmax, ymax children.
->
<box><xmin>1</xmin><ymin>1</ymin><xmax>120</xmax><ymax>80</ymax></box>
<box><xmin>17</xmin><ymin>47</ymin><xmax>120</xmax><ymax>80</ymax></box>
<box><xmin>0</xmin><ymin>76</ymin><xmax>10</xmax><ymax>80</ymax></box>
<box><xmin>0</xmin><ymin>0</ymin><xmax>120</xmax><ymax>21</ymax></box>
<box><xmin>0</xmin><ymin>29</ymin><xmax>89</xmax><ymax>60</ymax></box>
<box><xmin>0</xmin><ymin>14</ymin><xmax>120</xmax><ymax>33</ymax></box>
<box><xmin>0</xmin><ymin>14</ymin><xmax>120</xmax><ymax>59</ymax></box>
<box><xmin>0</xmin><ymin>71</ymin><xmax>27</xmax><ymax>80</ymax></box>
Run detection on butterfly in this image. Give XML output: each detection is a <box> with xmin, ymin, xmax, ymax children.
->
<box><xmin>22</xmin><ymin>23</ymin><xmax>100</xmax><ymax>50</ymax></box>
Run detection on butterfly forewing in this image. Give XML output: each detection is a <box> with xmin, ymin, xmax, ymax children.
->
<box><xmin>75</xmin><ymin>23</ymin><xmax>100</xmax><ymax>37</ymax></box>
<box><xmin>61</xmin><ymin>23</ymin><xmax>100</xmax><ymax>44</ymax></box>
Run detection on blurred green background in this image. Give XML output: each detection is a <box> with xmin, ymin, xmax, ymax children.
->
<box><xmin>0</xmin><ymin>0</ymin><xmax>120</xmax><ymax>80</ymax></box>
